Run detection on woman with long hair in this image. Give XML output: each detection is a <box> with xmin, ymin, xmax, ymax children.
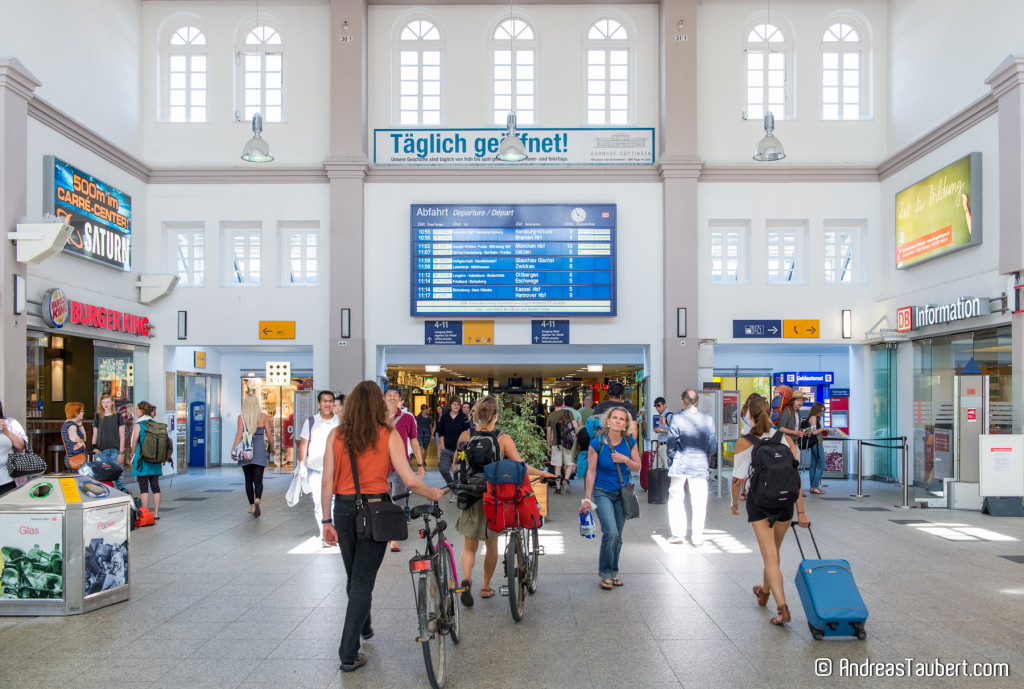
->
<box><xmin>454</xmin><ymin>396</ymin><xmax>553</xmax><ymax>606</ymax></box>
<box><xmin>92</xmin><ymin>393</ymin><xmax>127</xmax><ymax>492</ymax></box>
<box><xmin>321</xmin><ymin>380</ymin><xmax>442</xmax><ymax>673</ymax></box>
<box><xmin>130</xmin><ymin>401</ymin><xmax>163</xmax><ymax>519</ymax></box>
<box><xmin>730</xmin><ymin>397</ymin><xmax>810</xmax><ymax>625</ymax></box>
<box><xmin>580</xmin><ymin>406</ymin><xmax>642</xmax><ymax>590</ymax></box>
<box><xmin>232</xmin><ymin>394</ymin><xmax>273</xmax><ymax>517</ymax></box>
<box><xmin>803</xmin><ymin>402</ymin><xmax>828</xmax><ymax>494</ymax></box>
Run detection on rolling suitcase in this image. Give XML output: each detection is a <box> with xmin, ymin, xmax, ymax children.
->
<box><xmin>640</xmin><ymin>446</ymin><xmax>653</xmax><ymax>490</ymax></box>
<box><xmin>646</xmin><ymin>442</ymin><xmax>670</xmax><ymax>505</ymax></box>
<box><xmin>791</xmin><ymin>524</ymin><xmax>868</xmax><ymax>640</ymax></box>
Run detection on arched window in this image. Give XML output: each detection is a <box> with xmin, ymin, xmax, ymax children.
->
<box><xmin>165</xmin><ymin>25</ymin><xmax>207</xmax><ymax>123</ymax></box>
<box><xmin>821</xmin><ymin>19</ymin><xmax>868</xmax><ymax>120</ymax></box>
<box><xmin>237</xmin><ymin>23</ymin><xmax>284</xmax><ymax>122</ymax></box>
<box><xmin>397</xmin><ymin>19</ymin><xmax>442</xmax><ymax>125</ymax></box>
<box><xmin>491</xmin><ymin>17</ymin><xmax>536</xmax><ymax>125</ymax></box>
<box><xmin>585</xmin><ymin>17</ymin><xmax>632</xmax><ymax>125</ymax></box>
<box><xmin>744</xmin><ymin>18</ymin><xmax>792</xmax><ymax>120</ymax></box>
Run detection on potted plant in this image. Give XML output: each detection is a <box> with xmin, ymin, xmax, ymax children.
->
<box><xmin>496</xmin><ymin>393</ymin><xmax>549</xmax><ymax>516</ymax></box>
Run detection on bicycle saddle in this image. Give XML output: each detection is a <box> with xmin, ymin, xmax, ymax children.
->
<box><xmin>409</xmin><ymin>504</ymin><xmax>441</xmax><ymax>520</ymax></box>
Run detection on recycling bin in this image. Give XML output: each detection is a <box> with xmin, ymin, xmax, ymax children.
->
<box><xmin>0</xmin><ymin>474</ymin><xmax>131</xmax><ymax>616</ymax></box>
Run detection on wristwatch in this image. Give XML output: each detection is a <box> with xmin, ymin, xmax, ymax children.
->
<box><xmin>321</xmin><ymin>518</ymin><xmax>333</xmax><ymax>524</ymax></box>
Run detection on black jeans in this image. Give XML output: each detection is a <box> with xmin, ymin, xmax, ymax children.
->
<box><xmin>334</xmin><ymin>499</ymin><xmax>387</xmax><ymax>663</ymax></box>
<box><xmin>242</xmin><ymin>464</ymin><xmax>265</xmax><ymax>504</ymax></box>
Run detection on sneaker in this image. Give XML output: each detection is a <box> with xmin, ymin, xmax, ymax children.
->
<box><xmin>340</xmin><ymin>653</ymin><xmax>367</xmax><ymax>672</ymax></box>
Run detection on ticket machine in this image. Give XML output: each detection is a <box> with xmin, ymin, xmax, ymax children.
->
<box><xmin>188</xmin><ymin>401</ymin><xmax>206</xmax><ymax>468</ymax></box>
<box><xmin>771</xmin><ymin>371</ymin><xmax>835</xmax><ymax>425</ymax></box>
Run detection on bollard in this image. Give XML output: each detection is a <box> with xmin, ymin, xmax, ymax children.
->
<box><xmin>896</xmin><ymin>436</ymin><xmax>911</xmax><ymax>508</ymax></box>
<box><xmin>851</xmin><ymin>439</ymin><xmax>870</xmax><ymax>498</ymax></box>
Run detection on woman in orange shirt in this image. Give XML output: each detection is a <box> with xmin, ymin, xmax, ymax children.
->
<box><xmin>321</xmin><ymin>381</ymin><xmax>443</xmax><ymax>673</ymax></box>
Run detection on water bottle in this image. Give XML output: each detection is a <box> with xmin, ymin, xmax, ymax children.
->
<box><xmin>579</xmin><ymin>510</ymin><xmax>597</xmax><ymax>539</ymax></box>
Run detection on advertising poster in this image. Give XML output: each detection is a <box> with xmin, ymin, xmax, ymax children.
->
<box><xmin>895</xmin><ymin>153</ymin><xmax>981</xmax><ymax>269</ymax></box>
<box><xmin>823</xmin><ymin>439</ymin><xmax>844</xmax><ymax>473</ymax></box>
<box><xmin>0</xmin><ymin>513</ymin><xmax>64</xmax><ymax>600</ymax></box>
<box><xmin>44</xmin><ymin>156</ymin><xmax>132</xmax><ymax>271</ymax></box>
<box><xmin>83</xmin><ymin>505</ymin><xmax>129</xmax><ymax>596</ymax></box>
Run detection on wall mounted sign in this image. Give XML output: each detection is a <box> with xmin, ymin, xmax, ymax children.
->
<box><xmin>895</xmin><ymin>296</ymin><xmax>990</xmax><ymax>332</ymax></box>
<box><xmin>375</xmin><ymin>128</ymin><xmax>654</xmax><ymax>167</ymax></box>
<box><xmin>41</xmin><ymin>288</ymin><xmax>69</xmax><ymax>329</ymax></box>
<box><xmin>895</xmin><ymin>152</ymin><xmax>981</xmax><ymax>269</ymax></box>
<box><xmin>44</xmin><ymin>156</ymin><xmax>132</xmax><ymax>271</ymax></box>
<box><xmin>412</xmin><ymin>204</ymin><xmax>616</xmax><ymax>317</ymax></box>
<box><xmin>41</xmin><ymin>287</ymin><xmax>149</xmax><ymax>336</ymax></box>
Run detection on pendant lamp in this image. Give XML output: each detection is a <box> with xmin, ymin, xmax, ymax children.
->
<box><xmin>753</xmin><ymin>111</ymin><xmax>785</xmax><ymax>162</ymax></box>
<box><xmin>241</xmin><ymin>112</ymin><xmax>274</xmax><ymax>163</ymax></box>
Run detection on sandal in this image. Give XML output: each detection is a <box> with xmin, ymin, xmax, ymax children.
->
<box><xmin>600</xmin><ymin>579</ymin><xmax>614</xmax><ymax>590</ymax></box>
<box><xmin>611</xmin><ymin>578</ymin><xmax>623</xmax><ymax>587</ymax></box>
<box><xmin>460</xmin><ymin>579</ymin><xmax>473</xmax><ymax>608</ymax></box>
<box><xmin>753</xmin><ymin>584</ymin><xmax>770</xmax><ymax>607</ymax></box>
<box><xmin>810</xmin><ymin>488</ymin><xmax>825</xmax><ymax>495</ymax></box>
<box><xmin>390</xmin><ymin>542</ymin><xmax>401</xmax><ymax>552</ymax></box>
<box><xmin>480</xmin><ymin>587</ymin><xmax>496</xmax><ymax>599</ymax></box>
<box><xmin>769</xmin><ymin>604</ymin><xmax>791</xmax><ymax>626</ymax></box>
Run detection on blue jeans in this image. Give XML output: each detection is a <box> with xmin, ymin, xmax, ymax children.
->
<box><xmin>98</xmin><ymin>448</ymin><xmax>128</xmax><ymax>493</ymax></box>
<box><xmin>333</xmin><ymin>499</ymin><xmax>387</xmax><ymax>663</ymax></box>
<box><xmin>808</xmin><ymin>443</ymin><xmax>825</xmax><ymax>489</ymax></box>
<box><xmin>592</xmin><ymin>488</ymin><xmax>625</xmax><ymax>579</ymax></box>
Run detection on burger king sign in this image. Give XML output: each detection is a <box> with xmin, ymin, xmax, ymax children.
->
<box><xmin>42</xmin><ymin>288</ymin><xmax>68</xmax><ymax>329</ymax></box>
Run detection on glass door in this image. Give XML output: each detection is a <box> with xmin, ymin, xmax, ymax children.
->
<box><xmin>868</xmin><ymin>345</ymin><xmax>898</xmax><ymax>481</ymax></box>
<box><xmin>208</xmin><ymin>375</ymin><xmax>222</xmax><ymax>466</ymax></box>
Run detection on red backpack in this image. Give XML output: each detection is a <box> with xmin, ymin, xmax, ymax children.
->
<box><xmin>482</xmin><ymin>459</ymin><xmax>542</xmax><ymax>532</ymax></box>
<box><xmin>134</xmin><ymin>506</ymin><xmax>156</xmax><ymax>528</ymax></box>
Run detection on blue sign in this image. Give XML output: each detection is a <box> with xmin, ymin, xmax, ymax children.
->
<box><xmin>772</xmin><ymin>372</ymin><xmax>835</xmax><ymax>385</ymax></box>
<box><xmin>830</xmin><ymin>388</ymin><xmax>850</xmax><ymax>397</ymax></box>
<box><xmin>531</xmin><ymin>320</ymin><xmax>569</xmax><ymax>344</ymax></box>
<box><xmin>411</xmin><ymin>204</ymin><xmax>617</xmax><ymax>317</ymax></box>
<box><xmin>425</xmin><ymin>320</ymin><xmax>463</xmax><ymax>345</ymax></box>
<box><xmin>732</xmin><ymin>320</ymin><xmax>782</xmax><ymax>338</ymax></box>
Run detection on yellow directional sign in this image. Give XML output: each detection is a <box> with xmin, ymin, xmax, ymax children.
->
<box><xmin>783</xmin><ymin>319</ymin><xmax>820</xmax><ymax>338</ymax></box>
<box><xmin>259</xmin><ymin>321</ymin><xmax>296</xmax><ymax>339</ymax></box>
<box><xmin>464</xmin><ymin>320</ymin><xmax>494</xmax><ymax>345</ymax></box>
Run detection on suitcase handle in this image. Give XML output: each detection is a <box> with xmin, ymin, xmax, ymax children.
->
<box><xmin>790</xmin><ymin>522</ymin><xmax>822</xmax><ymax>560</ymax></box>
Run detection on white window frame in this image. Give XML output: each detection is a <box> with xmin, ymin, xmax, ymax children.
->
<box><xmin>582</xmin><ymin>12</ymin><xmax>636</xmax><ymax>126</ymax></box>
<box><xmin>766</xmin><ymin>220</ymin><xmax>808</xmax><ymax>285</ymax></box>
<box><xmin>392</xmin><ymin>12</ymin><xmax>445</xmax><ymax>126</ymax></box>
<box><xmin>235</xmin><ymin>19</ymin><xmax>284</xmax><ymax>123</ymax></box>
<box><xmin>489</xmin><ymin>14</ymin><xmax>538</xmax><ymax>126</ymax></box>
<box><xmin>278</xmin><ymin>223</ymin><xmax>320</xmax><ymax>287</ymax></box>
<box><xmin>742</xmin><ymin>14</ymin><xmax>794</xmax><ymax>120</ymax></box>
<box><xmin>820</xmin><ymin>14</ymin><xmax>871</xmax><ymax>120</ymax></box>
<box><xmin>164</xmin><ymin>222</ymin><xmax>206</xmax><ymax>288</ymax></box>
<box><xmin>160</xmin><ymin>22</ymin><xmax>208</xmax><ymax>123</ymax></box>
<box><xmin>708</xmin><ymin>220</ymin><xmax>750</xmax><ymax>284</ymax></box>
<box><xmin>823</xmin><ymin>220</ymin><xmax>865</xmax><ymax>284</ymax></box>
<box><xmin>221</xmin><ymin>222</ymin><xmax>262</xmax><ymax>287</ymax></box>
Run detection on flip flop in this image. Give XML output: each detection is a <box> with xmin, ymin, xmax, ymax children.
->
<box><xmin>611</xmin><ymin>578</ymin><xmax>623</xmax><ymax>587</ymax></box>
<box><xmin>600</xmin><ymin>579</ymin><xmax>614</xmax><ymax>590</ymax></box>
<box><xmin>390</xmin><ymin>542</ymin><xmax>401</xmax><ymax>552</ymax></box>
<box><xmin>480</xmin><ymin>587</ymin><xmax>496</xmax><ymax>598</ymax></box>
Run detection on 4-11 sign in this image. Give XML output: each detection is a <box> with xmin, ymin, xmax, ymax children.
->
<box><xmin>425</xmin><ymin>320</ymin><xmax>463</xmax><ymax>345</ymax></box>
<box><xmin>531</xmin><ymin>320</ymin><xmax>569</xmax><ymax>344</ymax></box>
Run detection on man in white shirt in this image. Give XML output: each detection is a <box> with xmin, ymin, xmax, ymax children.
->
<box><xmin>298</xmin><ymin>390</ymin><xmax>341</xmax><ymax>546</ymax></box>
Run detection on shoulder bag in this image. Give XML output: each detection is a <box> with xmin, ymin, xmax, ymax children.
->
<box><xmin>349</xmin><ymin>446</ymin><xmax>408</xmax><ymax>542</ymax></box>
<box><xmin>8</xmin><ymin>449</ymin><xmax>46</xmax><ymax>478</ymax></box>
<box><xmin>609</xmin><ymin>437</ymin><xmax>640</xmax><ymax>520</ymax></box>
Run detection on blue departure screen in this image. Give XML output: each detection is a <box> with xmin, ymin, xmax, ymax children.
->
<box><xmin>411</xmin><ymin>204</ymin><xmax>617</xmax><ymax>317</ymax></box>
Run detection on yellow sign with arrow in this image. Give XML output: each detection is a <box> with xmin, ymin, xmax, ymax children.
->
<box><xmin>783</xmin><ymin>320</ymin><xmax>820</xmax><ymax>338</ymax></box>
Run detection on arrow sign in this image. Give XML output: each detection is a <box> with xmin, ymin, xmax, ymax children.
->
<box><xmin>732</xmin><ymin>320</ymin><xmax>782</xmax><ymax>339</ymax></box>
<box><xmin>258</xmin><ymin>321</ymin><xmax>295</xmax><ymax>339</ymax></box>
<box><xmin>425</xmin><ymin>321</ymin><xmax>462</xmax><ymax>345</ymax></box>
<box><xmin>783</xmin><ymin>319</ymin><xmax>821</xmax><ymax>339</ymax></box>
<box><xmin>531</xmin><ymin>319</ymin><xmax>569</xmax><ymax>344</ymax></box>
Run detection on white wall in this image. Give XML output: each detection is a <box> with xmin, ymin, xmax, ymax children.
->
<box><xmin>888</xmin><ymin>0</ymin><xmax>1024</xmax><ymax>153</ymax></box>
<box><xmin>697</xmin><ymin>0</ymin><xmax>889</xmax><ymax>165</ymax></box>
<box><xmin>0</xmin><ymin>0</ymin><xmax>143</xmax><ymax>154</ymax></box>
<box><xmin>368</xmin><ymin>4</ymin><xmax>660</xmax><ymax>130</ymax></box>
<box><xmin>140</xmin><ymin>0</ymin><xmax>331</xmax><ymax>165</ymax></box>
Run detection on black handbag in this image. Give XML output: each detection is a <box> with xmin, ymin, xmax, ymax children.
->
<box><xmin>85</xmin><ymin>460</ymin><xmax>124</xmax><ymax>482</ymax></box>
<box><xmin>348</xmin><ymin>449</ymin><xmax>408</xmax><ymax>543</ymax></box>
<box><xmin>8</xmin><ymin>449</ymin><xmax>46</xmax><ymax>478</ymax></box>
<box><xmin>610</xmin><ymin>438</ymin><xmax>640</xmax><ymax>520</ymax></box>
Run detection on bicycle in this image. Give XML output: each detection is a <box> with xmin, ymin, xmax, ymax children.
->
<box><xmin>407</xmin><ymin>488</ymin><xmax>464</xmax><ymax>689</ymax></box>
<box><xmin>498</xmin><ymin>478</ymin><xmax>545</xmax><ymax>621</ymax></box>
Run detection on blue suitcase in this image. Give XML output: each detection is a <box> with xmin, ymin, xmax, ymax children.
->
<box><xmin>791</xmin><ymin>524</ymin><xmax>868</xmax><ymax>640</ymax></box>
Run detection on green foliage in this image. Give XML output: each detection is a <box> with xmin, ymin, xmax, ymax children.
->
<box><xmin>496</xmin><ymin>393</ymin><xmax>548</xmax><ymax>469</ymax></box>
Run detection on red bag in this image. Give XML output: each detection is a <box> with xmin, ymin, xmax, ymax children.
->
<box><xmin>640</xmin><ymin>450</ymin><xmax>653</xmax><ymax>491</ymax></box>
<box><xmin>134</xmin><ymin>506</ymin><xmax>156</xmax><ymax>528</ymax></box>
<box><xmin>482</xmin><ymin>460</ymin><xmax>542</xmax><ymax>532</ymax></box>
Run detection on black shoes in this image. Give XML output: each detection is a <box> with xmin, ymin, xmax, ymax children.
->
<box><xmin>360</xmin><ymin>627</ymin><xmax>374</xmax><ymax>640</ymax></box>
<box><xmin>340</xmin><ymin>653</ymin><xmax>367</xmax><ymax>672</ymax></box>
<box><xmin>460</xmin><ymin>579</ymin><xmax>474</xmax><ymax>607</ymax></box>
<box><xmin>253</xmin><ymin>503</ymin><xmax>261</xmax><ymax>518</ymax></box>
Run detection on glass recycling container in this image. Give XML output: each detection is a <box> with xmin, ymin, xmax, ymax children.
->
<box><xmin>0</xmin><ymin>475</ymin><xmax>131</xmax><ymax>616</ymax></box>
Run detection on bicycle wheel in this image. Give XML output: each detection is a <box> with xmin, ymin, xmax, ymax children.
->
<box><xmin>506</xmin><ymin>531</ymin><xmax>526</xmax><ymax>621</ymax></box>
<box><xmin>526</xmin><ymin>527</ymin><xmax>540</xmax><ymax>594</ymax></box>
<box><xmin>418</xmin><ymin>571</ymin><xmax>447</xmax><ymax>689</ymax></box>
<box><xmin>440</xmin><ymin>543</ymin><xmax>461</xmax><ymax>644</ymax></box>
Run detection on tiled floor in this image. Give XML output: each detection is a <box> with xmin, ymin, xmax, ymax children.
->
<box><xmin>2</xmin><ymin>468</ymin><xmax>1021</xmax><ymax>689</ymax></box>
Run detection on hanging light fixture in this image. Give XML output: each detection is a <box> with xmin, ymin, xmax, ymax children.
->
<box><xmin>495</xmin><ymin>2</ymin><xmax>527</xmax><ymax>162</ymax></box>
<box><xmin>241</xmin><ymin>112</ymin><xmax>274</xmax><ymax>163</ymax></box>
<box><xmin>753</xmin><ymin>111</ymin><xmax>785</xmax><ymax>161</ymax></box>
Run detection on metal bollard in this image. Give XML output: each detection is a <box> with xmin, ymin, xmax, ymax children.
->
<box><xmin>896</xmin><ymin>436</ymin><xmax>911</xmax><ymax>508</ymax></box>
<box><xmin>851</xmin><ymin>439</ymin><xmax>870</xmax><ymax>498</ymax></box>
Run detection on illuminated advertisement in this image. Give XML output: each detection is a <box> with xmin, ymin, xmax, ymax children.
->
<box><xmin>44</xmin><ymin>156</ymin><xmax>132</xmax><ymax>271</ymax></box>
<box><xmin>895</xmin><ymin>153</ymin><xmax>981</xmax><ymax>269</ymax></box>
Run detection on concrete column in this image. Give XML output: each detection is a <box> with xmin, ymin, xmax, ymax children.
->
<box><xmin>985</xmin><ymin>56</ymin><xmax>1024</xmax><ymax>432</ymax></box>
<box><xmin>327</xmin><ymin>0</ymin><xmax>369</xmax><ymax>391</ymax></box>
<box><xmin>658</xmin><ymin>0</ymin><xmax>701</xmax><ymax>399</ymax></box>
<box><xmin>0</xmin><ymin>59</ymin><xmax>41</xmax><ymax>418</ymax></box>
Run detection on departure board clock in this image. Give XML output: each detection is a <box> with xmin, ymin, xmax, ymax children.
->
<box><xmin>411</xmin><ymin>204</ymin><xmax>616</xmax><ymax>317</ymax></box>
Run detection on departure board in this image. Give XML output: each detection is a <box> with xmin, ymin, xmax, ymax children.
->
<box><xmin>411</xmin><ymin>204</ymin><xmax>616</xmax><ymax>317</ymax></box>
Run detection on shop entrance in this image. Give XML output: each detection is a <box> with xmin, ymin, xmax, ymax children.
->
<box><xmin>240</xmin><ymin>371</ymin><xmax>314</xmax><ymax>469</ymax></box>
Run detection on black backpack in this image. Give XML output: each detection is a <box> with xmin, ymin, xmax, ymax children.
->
<box><xmin>745</xmin><ymin>431</ymin><xmax>800</xmax><ymax>524</ymax></box>
<box><xmin>456</xmin><ymin>429</ymin><xmax>500</xmax><ymax>509</ymax></box>
<box><xmin>575</xmin><ymin>425</ymin><xmax>591</xmax><ymax>453</ymax></box>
